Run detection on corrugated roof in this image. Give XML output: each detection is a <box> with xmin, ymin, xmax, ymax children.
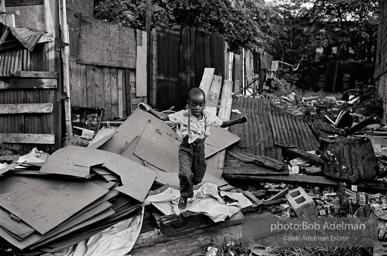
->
<box><xmin>228</xmin><ymin>97</ymin><xmax>320</xmax><ymax>163</ymax></box>
<box><xmin>306</xmin><ymin>119</ymin><xmax>346</xmax><ymax>138</ymax></box>
<box><xmin>9</xmin><ymin>27</ymin><xmax>44</xmax><ymax>52</ymax></box>
<box><xmin>0</xmin><ymin>22</ymin><xmax>44</xmax><ymax>52</ymax></box>
<box><xmin>269</xmin><ymin>103</ymin><xmax>320</xmax><ymax>151</ymax></box>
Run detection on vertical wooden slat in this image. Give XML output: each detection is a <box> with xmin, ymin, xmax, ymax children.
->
<box><xmin>103</xmin><ymin>67</ymin><xmax>112</xmax><ymax>119</ymax></box>
<box><xmin>117</xmin><ymin>69</ymin><xmax>124</xmax><ymax>118</ymax></box>
<box><xmin>95</xmin><ymin>66</ymin><xmax>104</xmax><ymax>108</ymax></box>
<box><xmin>110</xmin><ymin>68</ymin><xmax>118</xmax><ymax>118</ymax></box>
<box><xmin>79</xmin><ymin>63</ymin><xmax>87</xmax><ymax>107</ymax></box>
<box><xmin>86</xmin><ymin>65</ymin><xmax>96</xmax><ymax>107</ymax></box>
<box><xmin>136</xmin><ymin>30</ymin><xmax>147</xmax><ymax>97</ymax></box>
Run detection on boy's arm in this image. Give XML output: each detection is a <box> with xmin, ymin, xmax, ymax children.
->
<box><xmin>220</xmin><ymin>116</ymin><xmax>248</xmax><ymax>128</ymax></box>
<box><xmin>138</xmin><ymin>103</ymin><xmax>170</xmax><ymax>121</ymax></box>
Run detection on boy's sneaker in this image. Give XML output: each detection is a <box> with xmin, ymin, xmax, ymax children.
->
<box><xmin>178</xmin><ymin>197</ymin><xmax>188</xmax><ymax>210</ymax></box>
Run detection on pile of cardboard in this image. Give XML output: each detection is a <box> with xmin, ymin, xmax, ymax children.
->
<box><xmin>0</xmin><ymin>68</ymin><xmax>243</xmax><ymax>254</ymax></box>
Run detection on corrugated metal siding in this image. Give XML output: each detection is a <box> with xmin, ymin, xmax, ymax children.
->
<box><xmin>228</xmin><ymin>97</ymin><xmax>319</xmax><ymax>163</ymax></box>
<box><xmin>270</xmin><ymin>104</ymin><xmax>319</xmax><ymax>151</ymax></box>
<box><xmin>0</xmin><ymin>46</ymin><xmax>45</xmax><ymax>76</ymax></box>
<box><xmin>10</xmin><ymin>27</ymin><xmax>44</xmax><ymax>51</ymax></box>
<box><xmin>306</xmin><ymin>119</ymin><xmax>346</xmax><ymax>138</ymax></box>
<box><xmin>229</xmin><ymin>97</ymin><xmax>282</xmax><ymax>160</ymax></box>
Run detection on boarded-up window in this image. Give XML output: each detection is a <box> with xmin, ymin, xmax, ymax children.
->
<box><xmin>78</xmin><ymin>17</ymin><xmax>136</xmax><ymax>69</ymax></box>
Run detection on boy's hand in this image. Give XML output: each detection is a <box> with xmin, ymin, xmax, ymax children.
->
<box><xmin>238</xmin><ymin>116</ymin><xmax>248</xmax><ymax>124</ymax></box>
<box><xmin>138</xmin><ymin>103</ymin><xmax>152</xmax><ymax>112</ymax></box>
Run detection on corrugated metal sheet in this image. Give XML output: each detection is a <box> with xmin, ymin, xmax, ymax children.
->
<box><xmin>306</xmin><ymin>119</ymin><xmax>346</xmax><ymax>138</ymax></box>
<box><xmin>10</xmin><ymin>27</ymin><xmax>44</xmax><ymax>52</ymax></box>
<box><xmin>270</xmin><ymin>103</ymin><xmax>319</xmax><ymax>151</ymax></box>
<box><xmin>229</xmin><ymin>97</ymin><xmax>282</xmax><ymax>160</ymax></box>
<box><xmin>228</xmin><ymin>97</ymin><xmax>320</xmax><ymax>163</ymax></box>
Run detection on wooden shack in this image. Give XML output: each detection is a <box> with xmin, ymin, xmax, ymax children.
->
<box><xmin>0</xmin><ymin>0</ymin><xmax>63</xmax><ymax>154</ymax></box>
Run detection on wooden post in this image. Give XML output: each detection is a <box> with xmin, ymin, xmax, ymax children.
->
<box><xmin>58</xmin><ymin>0</ymin><xmax>73</xmax><ymax>137</ymax></box>
<box><xmin>146</xmin><ymin>0</ymin><xmax>152</xmax><ymax>104</ymax></box>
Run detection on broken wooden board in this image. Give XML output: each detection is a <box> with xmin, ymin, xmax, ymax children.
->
<box><xmin>132</xmin><ymin>212</ymin><xmax>243</xmax><ymax>253</ymax></box>
<box><xmin>134</xmin><ymin>121</ymin><xmax>181</xmax><ymax>172</ymax></box>
<box><xmin>0</xmin><ymin>78</ymin><xmax>57</xmax><ymax>89</ymax></box>
<box><xmin>205</xmin><ymin>75</ymin><xmax>223</xmax><ymax>116</ymax></box>
<box><xmin>40</xmin><ymin>146</ymin><xmax>156</xmax><ymax>202</ymax></box>
<box><xmin>0</xmin><ymin>133</ymin><xmax>55</xmax><ymax>144</ymax></box>
<box><xmin>213</xmin><ymin>79</ymin><xmax>233</xmax><ymax>169</ymax></box>
<box><xmin>100</xmin><ymin>109</ymin><xmax>179</xmax><ymax>154</ymax></box>
<box><xmin>78</xmin><ymin>17</ymin><xmax>136</xmax><ymax>69</ymax></box>
<box><xmin>227</xmin><ymin>150</ymin><xmax>284</xmax><ymax>171</ymax></box>
<box><xmin>199</xmin><ymin>68</ymin><xmax>215</xmax><ymax>100</ymax></box>
<box><xmin>205</xmin><ymin>126</ymin><xmax>240</xmax><ymax>158</ymax></box>
<box><xmin>282</xmin><ymin>147</ymin><xmax>324</xmax><ymax>165</ymax></box>
<box><xmin>154</xmin><ymin>211</ymin><xmax>242</xmax><ymax>236</ymax></box>
<box><xmin>0</xmin><ymin>103</ymin><xmax>53</xmax><ymax>114</ymax></box>
<box><xmin>223</xmin><ymin>173</ymin><xmax>340</xmax><ymax>187</ymax></box>
<box><xmin>242</xmin><ymin>191</ymin><xmax>263</xmax><ymax>206</ymax></box>
<box><xmin>0</xmin><ymin>176</ymin><xmax>108</xmax><ymax>236</ymax></box>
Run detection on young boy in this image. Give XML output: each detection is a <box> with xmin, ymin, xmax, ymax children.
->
<box><xmin>138</xmin><ymin>88</ymin><xmax>247</xmax><ymax>210</ymax></box>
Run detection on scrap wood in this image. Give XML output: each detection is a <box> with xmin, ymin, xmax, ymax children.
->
<box><xmin>263</xmin><ymin>187</ymin><xmax>289</xmax><ymax>204</ymax></box>
<box><xmin>227</xmin><ymin>150</ymin><xmax>285</xmax><ymax>171</ymax></box>
<box><xmin>0</xmin><ymin>208</ymin><xmax>34</xmax><ymax>241</ymax></box>
<box><xmin>40</xmin><ymin>146</ymin><xmax>156</xmax><ymax>202</ymax></box>
<box><xmin>282</xmin><ymin>147</ymin><xmax>324</xmax><ymax>165</ymax></box>
<box><xmin>133</xmin><ymin>211</ymin><xmax>243</xmax><ymax>250</ymax></box>
<box><xmin>242</xmin><ymin>191</ymin><xmax>263</xmax><ymax>206</ymax></box>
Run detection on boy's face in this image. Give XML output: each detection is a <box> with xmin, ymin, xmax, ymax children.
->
<box><xmin>188</xmin><ymin>94</ymin><xmax>205</xmax><ymax>118</ymax></box>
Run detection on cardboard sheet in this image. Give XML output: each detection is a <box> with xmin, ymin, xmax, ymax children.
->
<box><xmin>100</xmin><ymin>109</ymin><xmax>179</xmax><ymax>154</ymax></box>
<box><xmin>205</xmin><ymin>126</ymin><xmax>240</xmax><ymax>158</ymax></box>
<box><xmin>134</xmin><ymin>121</ymin><xmax>181</xmax><ymax>172</ymax></box>
<box><xmin>0</xmin><ymin>207</ymin><xmax>34</xmax><ymax>241</ymax></box>
<box><xmin>0</xmin><ymin>176</ymin><xmax>109</xmax><ymax>236</ymax></box>
<box><xmin>39</xmin><ymin>146</ymin><xmax>156</xmax><ymax>202</ymax></box>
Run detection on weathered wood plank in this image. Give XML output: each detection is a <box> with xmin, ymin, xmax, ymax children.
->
<box><xmin>215</xmin><ymin>80</ymin><xmax>233</xmax><ymax>168</ymax></box>
<box><xmin>5</xmin><ymin>0</ymin><xmax>43</xmax><ymax>7</ymax></box>
<box><xmin>103</xmin><ymin>67</ymin><xmax>112</xmax><ymax>119</ymax></box>
<box><xmin>78</xmin><ymin>17</ymin><xmax>136</xmax><ymax>69</ymax></box>
<box><xmin>110</xmin><ymin>68</ymin><xmax>119</xmax><ymax>118</ymax></box>
<box><xmin>0</xmin><ymin>78</ymin><xmax>57</xmax><ymax>89</ymax></box>
<box><xmin>205</xmin><ymin>75</ymin><xmax>222</xmax><ymax>116</ymax></box>
<box><xmin>136</xmin><ymin>30</ymin><xmax>147</xmax><ymax>97</ymax></box>
<box><xmin>199</xmin><ymin>67</ymin><xmax>215</xmax><ymax>100</ymax></box>
<box><xmin>132</xmin><ymin>214</ymin><xmax>243</xmax><ymax>255</ymax></box>
<box><xmin>37</xmin><ymin>33</ymin><xmax>54</xmax><ymax>44</ymax></box>
<box><xmin>117</xmin><ymin>69</ymin><xmax>124</xmax><ymax>118</ymax></box>
<box><xmin>0</xmin><ymin>133</ymin><xmax>55</xmax><ymax>144</ymax></box>
<box><xmin>0</xmin><ymin>103</ymin><xmax>53</xmax><ymax>114</ymax></box>
<box><xmin>11</xmin><ymin>71</ymin><xmax>58</xmax><ymax>78</ymax></box>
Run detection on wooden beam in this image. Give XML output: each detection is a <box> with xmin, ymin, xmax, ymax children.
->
<box><xmin>223</xmin><ymin>174</ymin><xmax>340</xmax><ymax>186</ymax></box>
<box><xmin>0</xmin><ymin>103</ymin><xmax>53</xmax><ymax>114</ymax></box>
<box><xmin>0</xmin><ymin>78</ymin><xmax>57</xmax><ymax>89</ymax></box>
<box><xmin>59</xmin><ymin>0</ymin><xmax>73</xmax><ymax>137</ymax></box>
<box><xmin>0</xmin><ymin>133</ymin><xmax>55</xmax><ymax>144</ymax></box>
<box><xmin>146</xmin><ymin>0</ymin><xmax>152</xmax><ymax>104</ymax></box>
<box><xmin>5</xmin><ymin>0</ymin><xmax>43</xmax><ymax>7</ymax></box>
<box><xmin>10</xmin><ymin>71</ymin><xmax>58</xmax><ymax>78</ymax></box>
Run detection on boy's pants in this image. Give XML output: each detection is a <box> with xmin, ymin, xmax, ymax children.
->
<box><xmin>178</xmin><ymin>137</ymin><xmax>206</xmax><ymax>198</ymax></box>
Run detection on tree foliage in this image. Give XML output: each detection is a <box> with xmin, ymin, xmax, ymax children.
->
<box><xmin>94</xmin><ymin>0</ymin><xmax>280</xmax><ymax>51</ymax></box>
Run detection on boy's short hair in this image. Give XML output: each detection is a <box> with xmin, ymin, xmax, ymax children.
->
<box><xmin>188</xmin><ymin>87</ymin><xmax>206</xmax><ymax>101</ymax></box>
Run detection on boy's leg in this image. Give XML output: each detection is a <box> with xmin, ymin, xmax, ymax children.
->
<box><xmin>191</xmin><ymin>141</ymin><xmax>206</xmax><ymax>185</ymax></box>
<box><xmin>178</xmin><ymin>142</ymin><xmax>194</xmax><ymax>198</ymax></box>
